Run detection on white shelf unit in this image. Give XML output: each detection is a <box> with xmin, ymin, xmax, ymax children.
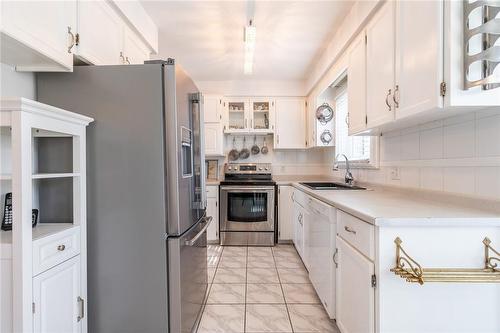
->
<box><xmin>0</xmin><ymin>98</ymin><xmax>93</xmax><ymax>333</ymax></box>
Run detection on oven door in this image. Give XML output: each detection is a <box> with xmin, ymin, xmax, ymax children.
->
<box><xmin>220</xmin><ymin>186</ymin><xmax>275</xmax><ymax>232</ymax></box>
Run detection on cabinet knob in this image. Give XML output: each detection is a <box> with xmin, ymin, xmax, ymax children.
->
<box><xmin>120</xmin><ymin>52</ymin><xmax>125</xmax><ymax>64</ymax></box>
<box><xmin>57</xmin><ymin>244</ymin><xmax>66</xmax><ymax>251</ymax></box>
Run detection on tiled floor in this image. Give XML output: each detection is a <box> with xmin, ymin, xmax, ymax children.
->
<box><xmin>198</xmin><ymin>244</ymin><xmax>340</xmax><ymax>333</ymax></box>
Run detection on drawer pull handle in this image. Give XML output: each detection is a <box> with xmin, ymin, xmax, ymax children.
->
<box><xmin>57</xmin><ymin>244</ymin><xmax>66</xmax><ymax>251</ymax></box>
<box><xmin>333</xmin><ymin>248</ymin><xmax>338</xmax><ymax>268</ymax></box>
<box><xmin>344</xmin><ymin>226</ymin><xmax>357</xmax><ymax>234</ymax></box>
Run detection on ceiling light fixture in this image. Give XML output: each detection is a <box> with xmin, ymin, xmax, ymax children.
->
<box><xmin>244</xmin><ymin>20</ymin><xmax>256</xmax><ymax>75</ymax></box>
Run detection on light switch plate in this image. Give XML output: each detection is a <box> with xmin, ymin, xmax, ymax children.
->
<box><xmin>390</xmin><ymin>167</ymin><xmax>400</xmax><ymax>180</ymax></box>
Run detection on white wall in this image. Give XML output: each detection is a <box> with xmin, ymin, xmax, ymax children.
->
<box><xmin>331</xmin><ymin>110</ymin><xmax>500</xmax><ymax>200</ymax></box>
<box><xmin>197</xmin><ymin>80</ymin><xmax>306</xmax><ymax>97</ymax></box>
<box><xmin>0</xmin><ymin>63</ymin><xmax>36</xmax><ymax>99</ymax></box>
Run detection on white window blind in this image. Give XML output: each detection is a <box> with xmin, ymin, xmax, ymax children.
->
<box><xmin>335</xmin><ymin>91</ymin><xmax>371</xmax><ymax>163</ymax></box>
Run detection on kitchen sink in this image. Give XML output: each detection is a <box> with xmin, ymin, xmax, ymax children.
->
<box><xmin>299</xmin><ymin>182</ymin><xmax>367</xmax><ymax>190</ymax></box>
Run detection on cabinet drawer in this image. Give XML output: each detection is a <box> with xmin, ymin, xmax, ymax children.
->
<box><xmin>292</xmin><ymin>189</ymin><xmax>308</xmax><ymax>208</ymax></box>
<box><xmin>33</xmin><ymin>226</ymin><xmax>80</xmax><ymax>276</ymax></box>
<box><xmin>337</xmin><ymin>210</ymin><xmax>374</xmax><ymax>260</ymax></box>
<box><xmin>206</xmin><ymin>185</ymin><xmax>218</xmax><ymax>198</ymax></box>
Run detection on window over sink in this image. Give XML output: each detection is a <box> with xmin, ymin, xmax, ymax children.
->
<box><xmin>334</xmin><ymin>83</ymin><xmax>379</xmax><ymax>168</ymax></box>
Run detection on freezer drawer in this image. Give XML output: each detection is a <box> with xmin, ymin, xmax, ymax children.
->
<box><xmin>168</xmin><ymin>216</ymin><xmax>211</xmax><ymax>333</ymax></box>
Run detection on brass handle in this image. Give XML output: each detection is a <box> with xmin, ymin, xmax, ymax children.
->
<box><xmin>77</xmin><ymin>296</ymin><xmax>84</xmax><ymax>321</ymax></box>
<box><xmin>119</xmin><ymin>52</ymin><xmax>125</xmax><ymax>64</ymax></box>
<box><xmin>67</xmin><ymin>27</ymin><xmax>75</xmax><ymax>53</ymax></box>
<box><xmin>344</xmin><ymin>226</ymin><xmax>357</xmax><ymax>234</ymax></box>
<box><xmin>333</xmin><ymin>248</ymin><xmax>338</xmax><ymax>268</ymax></box>
<box><xmin>57</xmin><ymin>244</ymin><xmax>66</xmax><ymax>251</ymax></box>
<box><xmin>385</xmin><ymin>89</ymin><xmax>392</xmax><ymax>111</ymax></box>
<box><xmin>393</xmin><ymin>85</ymin><xmax>399</xmax><ymax>108</ymax></box>
<box><xmin>125</xmin><ymin>56</ymin><xmax>131</xmax><ymax>65</ymax></box>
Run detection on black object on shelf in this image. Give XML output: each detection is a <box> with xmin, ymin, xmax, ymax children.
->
<box><xmin>2</xmin><ymin>192</ymin><xmax>39</xmax><ymax>231</ymax></box>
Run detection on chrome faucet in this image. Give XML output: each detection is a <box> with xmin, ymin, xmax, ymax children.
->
<box><xmin>334</xmin><ymin>154</ymin><xmax>354</xmax><ymax>186</ymax></box>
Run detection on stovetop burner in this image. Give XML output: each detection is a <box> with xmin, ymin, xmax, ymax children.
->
<box><xmin>221</xmin><ymin>163</ymin><xmax>275</xmax><ymax>186</ymax></box>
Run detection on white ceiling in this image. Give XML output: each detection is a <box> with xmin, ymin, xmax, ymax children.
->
<box><xmin>141</xmin><ymin>1</ymin><xmax>354</xmax><ymax>82</ymax></box>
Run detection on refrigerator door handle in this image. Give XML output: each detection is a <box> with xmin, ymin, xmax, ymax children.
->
<box><xmin>184</xmin><ymin>216</ymin><xmax>213</xmax><ymax>246</ymax></box>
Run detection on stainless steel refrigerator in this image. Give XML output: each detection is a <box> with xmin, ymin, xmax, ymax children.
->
<box><xmin>37</xmin><ymin>60</ymin><xmax>210</xmax><ymax>333</ymax></box>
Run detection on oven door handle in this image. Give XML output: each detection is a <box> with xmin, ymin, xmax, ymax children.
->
<box><xmin>220</xmin><ymin>186</ymin><xmax>275</xmax><ymax>192</ymax></box>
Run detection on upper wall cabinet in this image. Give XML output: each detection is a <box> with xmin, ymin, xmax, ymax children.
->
<box><xmin>0</xmin><ymin>0</ymin><xmax>77</xmax><ymax>71</ymax></box>
<box><xmin>224</xmin><ymin>97</ymin><xmax>275</xmax><ymax>134</ymax></box>
<box><xmin>347</xmin><ymin>33</ymin><xmax>367</xmax><ymax>135</ymax></box>
<box><xmin>203</xmin><ymin>94</ymin><xmax>224</xmax><ymax>156</ymax></box>
<box><xmin>76</xmin><ymin>1</ymin><xmax>124</xmax><ymax>65</ymax></box>
<box><xmin>0</xmin><ymin>0</ymin><xmax>156</xmax><ymax>71</ymax></box>
<box><xmin>349</xmin><ymin>0</ymin><xmax>500</xmax><ymax>135</ymax></box>
<box><xmin>274</xmin><ymin>98</ymin><xmax>307</xmax><ymax>149</ymax></box>
<box><xmin>366</xmin><ymin>0</ymin><xmax>396</xmax><ymax>129</ymax></box>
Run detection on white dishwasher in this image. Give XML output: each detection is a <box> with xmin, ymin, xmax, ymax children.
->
<box><xmin>306</xmin><ymin>194</ymin><xmax>336</xmax><ymax>319</ymax></box>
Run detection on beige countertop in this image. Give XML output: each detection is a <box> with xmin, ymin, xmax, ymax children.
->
<box><xmin>291</xmin><ymin>182</ymin><xmax>500</xmax><ymax>226</ymax></box>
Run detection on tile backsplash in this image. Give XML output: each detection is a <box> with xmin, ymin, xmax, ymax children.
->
<box><xmin>212</xmin><ymin>135</ymin><xmax>333</xmax><ymax>176</ymax></box>
<box><xmin>332</xmin><ymin>109</ymin><xmax>500</xmax><ymax>200</ymax></box>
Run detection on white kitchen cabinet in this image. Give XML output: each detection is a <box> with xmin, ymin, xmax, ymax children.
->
<box><xmin>274</xmin><ymin>98</ymin><xmax>307</xmax><ymax>149</ymax></box>
<box><xmin>224</xmin><ymin>97</ymin><xmax>274</xmax><ymax>134</ymax></box>
<box><xmin>0</xmin><ymin>0</ymin><xmax>76</xmax><ymax>71</ymax></box>
<box><xmin>204</xmin><ymin>95</ymin><xmax>223</xmax><ymax>123</ymax></box>
<box><xmin>206</xmin><ymin>185</ymin><xmax>219</xmax><ymax>242</ymax></box>
<box><xmin>203</xmin><ymin>95</ymin><xmax>224</xmax><ymax>156</ymax></box>
<box><xmin>33</xmin><ymin>255</ymin><xmax>82</xmax><ymax>333</ymax></box>
<box><xmin>347</xmin><ymin>32</ymin><xmax>367</xmax><ymax>135</ymax></box>
<box><xmin>122</xmin><ymin>25</ymin><xmax>151</xmax><ymax>65</ymax></box>
<box><xmin>76</xmin><ymin>1</ymin><xmax>124</xmax><ymax>65</ymax></box>
<box><xmin>395</xmin><ymin>0</ymin><xmax>443</xmax><ymax>120</ymax></box>
<box><xmin>278</xmin><ymin>186</ymin><xmax>294</xmax><ymax>241</ymax></box>
<box><xmin>336</xmin><ymin>236</ymin><xmax>375</xmax><ymax>333</ymax></box>
<box><xmin>366</xmin><ymin>0</ymin><xmax>395</xmax><ymax>129</ymax></box>
<box><xmin>204</xmin><ymin>123</ymin><xmax>224</xmax><ymax>157</ymax></box>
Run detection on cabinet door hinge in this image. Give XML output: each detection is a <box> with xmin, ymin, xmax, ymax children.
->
<box><xmin>440</xmin><ymin>81</ymin><xmax>447</xmax><ymax>97</ymax></box>
<box><xmin>365</xmin><ymin>34</ymin><xmax>367</xmax><ymax>44</ymax></box>
<box><xmin>215</xmin><ymin>201</ymin><xmax>217</xmax><ymax>207</ymax></box>
<box><xmin>32</xmin><ymin>302</ymin><xmax>35</xmax><ymax>314</ymax></box>
<box><xmin>75</xmin><ymin>33</ymin><xmax>80</xmax><ymax>46</ymax></box>
<box><xmin>365</xmin><ymin>115</ymin><xmax>368</xmax><ymax>125</ymax></box>
<box><xmin>371</xmin><ymin>274</ymin><xmax>377</xmax><ymax>288</ymax></box>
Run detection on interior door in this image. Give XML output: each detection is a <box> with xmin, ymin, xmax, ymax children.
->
<box><xmin>366</xmin><ymin>0</ymin><xmax>396</xmax><ymax>128</ymax></box>
<box><xmin>395</xmin><ymin>0</ymin><xmax>444</xmax><ymax>119</ymax></box>
<box><xmin>336</xmin><ymin>237</ymin><xmax>375</xmax><ymax>333</ymax></box>
<box><xmin>33</xmin><ymin>256</ymin><xmax>81</xmax><ymax>333</ymax></box>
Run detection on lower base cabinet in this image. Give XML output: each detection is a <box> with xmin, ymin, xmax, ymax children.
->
<box><xmin>278</xmin><ymin>186</ymin><xmax>294</xmax><ymax>241</ymax></box>
<box><xmin>336</xmin><ymin>236</ymin><xmax>375</xmax><ymax>333</ymax></box>
<box><xmin>33</xmin><ymin>255</ymin><xmax>82</xmax><ymax>333</ymax></box>
<box><xmin>206</xmin><ymin>185</ymin><xmax>219</xmax><ymax>242</ymax></box>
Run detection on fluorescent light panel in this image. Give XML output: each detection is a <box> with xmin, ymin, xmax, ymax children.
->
<box><xmin>244</xmin><ymin>24</ymin><xmax>256</xmax><ymax>74</ymax></box>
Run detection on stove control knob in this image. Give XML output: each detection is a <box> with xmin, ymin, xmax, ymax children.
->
<box><xmin>265</xmin><ymin>167</ymin><xmax>269</xmax><ymax>171</ymax></box>
<box><xmin>228</xmin><ymin>166</ymin><xmax>232</xmax><ymax>171</ymax></box>
<box><xmin>259</xmin><ymin>167</ymin><xmax>263</xmax><ymax>171</ymax></box>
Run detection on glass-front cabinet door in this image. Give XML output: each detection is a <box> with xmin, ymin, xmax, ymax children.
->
<box><xmin>250</xmin><ymin>98</ymin><xmax>275</xmax><ymax>133</ymax></box>
<box><xmin>226</xmin><ymin>98</ymin><xmax>249</xmax><ymax>133</ymax></box>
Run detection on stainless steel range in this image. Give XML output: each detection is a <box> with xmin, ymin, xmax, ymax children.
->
<box><xmin>220</xmin><ymin>163</ymin><xmax>276</xmax><ymax>246</ymax></box>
